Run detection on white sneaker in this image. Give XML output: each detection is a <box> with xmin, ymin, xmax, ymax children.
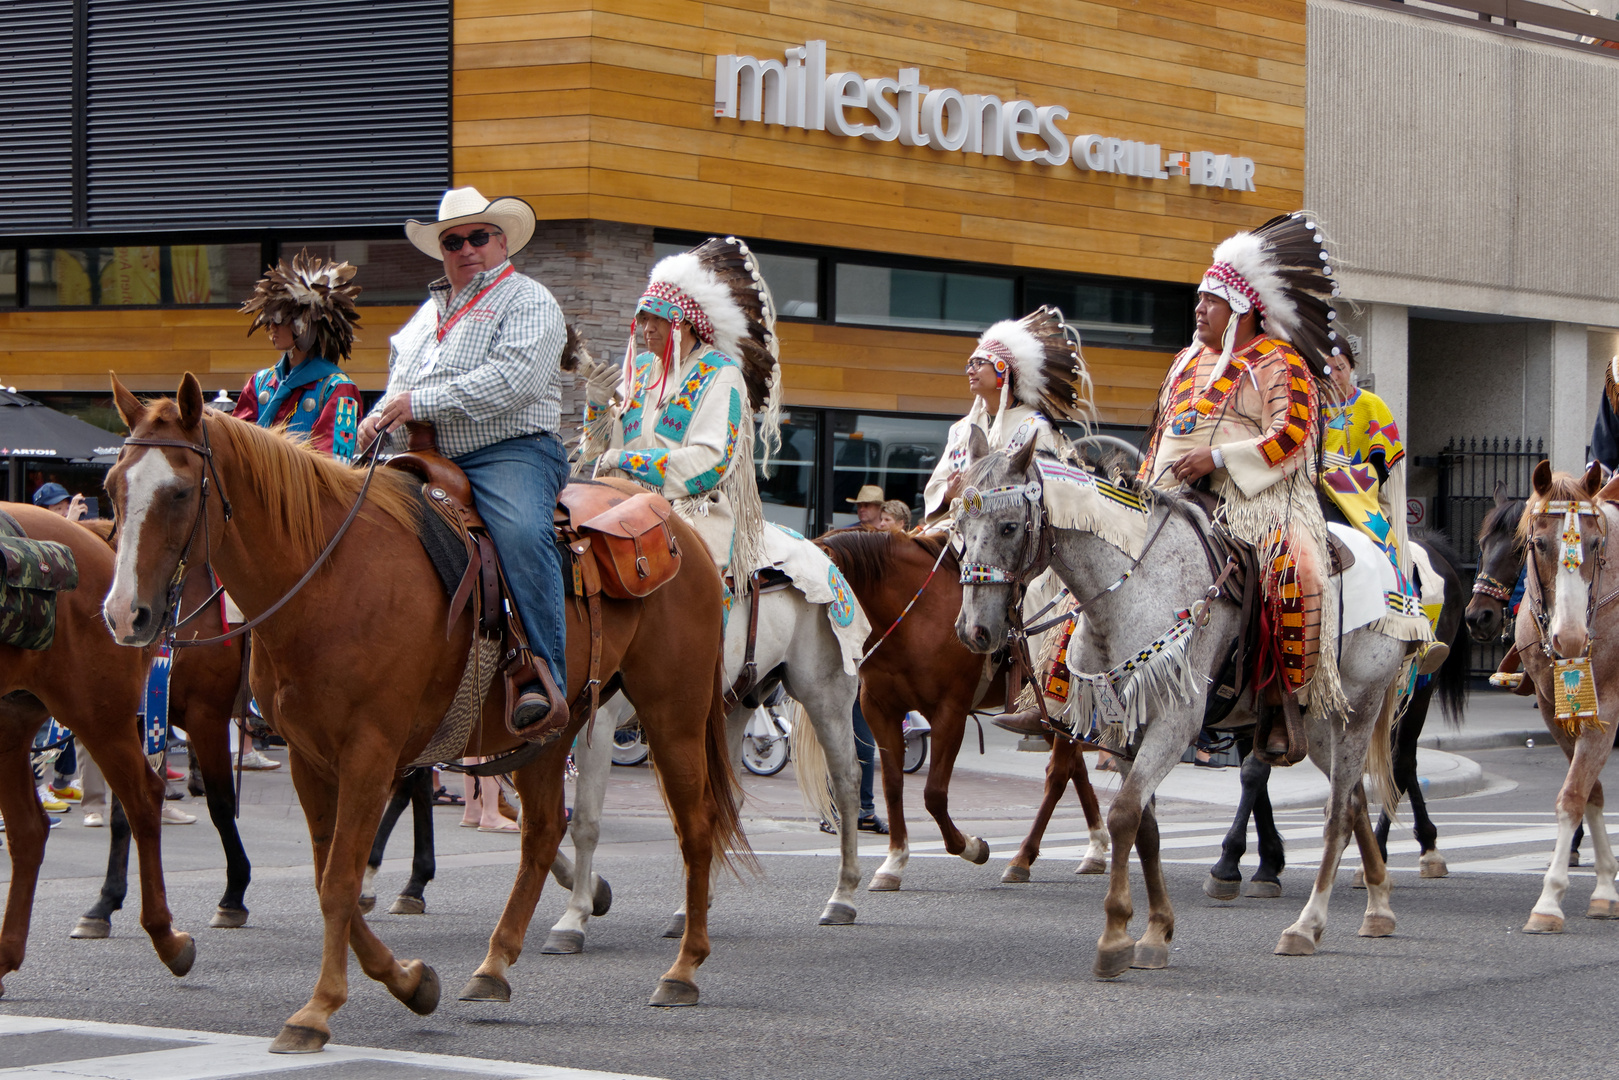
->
<box><xmin>161</xmin><ymin>804</ymin><xmax>197</xmax><ymax>825</ymax></box>
<box><xmin>239</xmin><ymin>749</ymin><xmax>281</xmax><ymax>771</ymax></box>
<box><xmin>83</xmin><ymin>812</ymin><xmax>104</xmax><ymax>828</ymax></box>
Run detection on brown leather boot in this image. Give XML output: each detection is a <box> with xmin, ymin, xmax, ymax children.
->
<box><xmin>990</xmin><ymin>707</ymin><xmax>1048</xmax><ymax>737</ymax></box>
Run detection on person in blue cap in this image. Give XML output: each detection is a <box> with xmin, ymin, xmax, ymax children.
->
<box><xmin>32</xmin><ymin>482</ymin><xmax>86</xmax><ymax>522</ymax></box>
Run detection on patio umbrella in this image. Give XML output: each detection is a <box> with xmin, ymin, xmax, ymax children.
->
<box><xmin>0</xmin><ymin>390</ymin><xmax>123</xmax><ymax>462</ymax></box>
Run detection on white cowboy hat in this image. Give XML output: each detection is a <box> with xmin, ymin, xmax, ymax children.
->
<box><xmin>405</xmin><ymin>187</ymin><xmax>537</xmax><ymax>260</ymax></box>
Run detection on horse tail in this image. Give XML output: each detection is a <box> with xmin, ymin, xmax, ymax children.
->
<box><xmin>705</xmin><ymin>654</ymin><xmax>759</xmax><ymax>878</ymax></box>
<box><xmin>1435</xmin><ymin>607</ymin><xmax>1472</xmax><ymax>729</ymax></box>
<box><xmin>1368</xmin><ymin>674</ymin><xmax>1402</xmax><ymax>824</ymax></box>
<box><xmin>790</xmin><ymin>698</ymin><xmax>837</xmax><ymax>827</ymax></box>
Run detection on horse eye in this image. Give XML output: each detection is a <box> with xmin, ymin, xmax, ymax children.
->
<box><xmin>999</xmin><ymin>522</ymin><xmax>1018</xmax><ymax>537</ymax></box>
<box><xmin>172</xmin><ymin>487</ymin><xmax>192</xmax><ymax>502</ymax></box>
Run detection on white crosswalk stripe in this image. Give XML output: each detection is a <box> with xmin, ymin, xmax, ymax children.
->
<box><xmin>761</xmin><ymin>812</ymin><xmax>1619</xmax><ymax>877</ymax></box>
<box><xmin>0</xmin><ymin>1015</ymin><xmax>662</xmax><ymax>1080</ymax></box>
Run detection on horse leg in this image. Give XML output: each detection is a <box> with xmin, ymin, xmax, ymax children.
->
<box><xmin>0</xmin><ymin>742</ymin><xmax>50</xmax><ymax>994</ymax></box>
<box><xmin>1130</xmin><ymin>800</ymin><xmax>1174</xmax><ymax>969</ymax></box>
<box><xmin>189</xmin><ymin>710</ymin><xmax>252</xmax><ymax>928</ymax></box>
<box><xmin>1095</xmin><ymin>725</ymin><xmax>1186</xmax><ymax>979</ymax></box>
<box><xmin>72</xmin><ymin>794</ymin><xmax>130</xmax><ymax>939</ymax></box>
<box><xmin>462</xmin><ymin>743</ymin><xmax>572</xmax><ymax>1003</ymax></box>
<box><xmin>1581</xmin><ymin>785</ymin><xmax>1619</xmax><ymax>919</ymax></box>
<box><xmin>787</xmin><ymin>664</ymin><xmax>862</xmax><ymax>925</ymax></box>
<box><xmin>273</xmin><ymin>747</ymin><xmax>435</xmax><ymax>1054</ymax></box>
<box><xmin>1351</xmin><ymin>783</ymin><xmax>1396</xmax><ymax>937</ymax></box>
<box><xmin>1005</xmin><ymin>734</ymin><xmax>1075</xmax><ymax>883</ymax></box>
<box><xmin>864</xmin><ymin>693</ymin><xmax>912</xmax><ymax>891</ymax></box>
<box><xmin>1207</xmin><ymin>750</ymin><xmax>1265</xmax><ymax>899</ymax></box>
<box><xmin>1249</xmin><ymin>757</ymin><xmax>1286</xmax><ymax>897</ymax></box>
<box><xmin>1526</xmin><ymin>723</ymin><xmax>1613</xmax><ymax>934</ymax></box>
<box><xmin>76</xmin><ymin>728</ymin><xmax>193</xmax><ymax>978</ymax></box>
<box><xmin>1070</xmin><ymin>746</ymin><xmax>1109</xmax><ymax>875</ymax></box>
<box><xmin>919</xmin><ymin>704</ymin><xmax>985</xmax><ymax>863</ymax></box>
<box><xmin>360</xmin><ymin>777</ymin><xmax>411</xmax><ymax>916</ymax></box>
<box><xmin>544</xmin><ymin>712</ymin><xmax>617</xmax><ymax>954</ymax></box>
<box><xmin>391</xmin><ymin>768</ymin><xmax>436</xmax><ymax>915</ymax></box>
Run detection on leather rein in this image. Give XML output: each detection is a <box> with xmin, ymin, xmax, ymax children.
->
<box><xmin>121</xmin><ymin>421</ymin><xmax>386</xmax><ymax>650</ymax></box>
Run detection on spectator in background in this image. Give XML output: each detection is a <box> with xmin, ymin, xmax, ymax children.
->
<box><xmin>879</xmin><ymin>499</ymin><xmax>911</xmax><ymax>530</ymax></box>
<box><xmin>1593</xmin><ymin>358</ymin><xmax>1619</xmax><ymax>472</ymax></box>
<box><xmin>32</xmin><ymin>483</ymin><xmax>87</xmax><ymax>522</ymax></box>
<box><xmin>847</xmin><ymin>485</ymin><xmax>885</xmax><ymax>527</ymax></box>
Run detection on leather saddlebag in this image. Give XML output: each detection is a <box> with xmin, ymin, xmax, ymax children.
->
<box><xmin>577</xmin><ymin>492</ymin><xmax>682</xmax><ymax>600</ymax></box>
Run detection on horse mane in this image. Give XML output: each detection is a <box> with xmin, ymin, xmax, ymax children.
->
<box><xmin>815</xmin><ymin>528</ymin><xmax>951</xmax><ymax>595</ymax></box>
<box><xmin>1479</xmin><ymin>497</ymin><xmax>1525</xmax><ymax>550</ymax></box>
<box><xmin>200</xmin><ymin>406</ymin><xmax>421</xmax><ymax>566</ymax></box>
<box><xmin>1517</xmin><ymin>472</ymin><xmax>1602</xmax><ymax>546</ymax></box>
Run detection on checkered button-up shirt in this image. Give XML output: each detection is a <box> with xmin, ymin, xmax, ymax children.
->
<box><xmin>377</xmin><ymin>260</ymin><xmax>564</xmax><ymax>458</ymax></box>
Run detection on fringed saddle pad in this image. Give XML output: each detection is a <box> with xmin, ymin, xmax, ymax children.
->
<box><xmin>407</xmin><ymin>635</ymin><xmax>503</xmax><ymax>768</ymax></box>
<box><xmin>0</xmin><ymin>510</ymin><xmax>77</xmax><ymax>651</ymax></box>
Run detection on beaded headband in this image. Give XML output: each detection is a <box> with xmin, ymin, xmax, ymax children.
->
<box><xmin>636</xmin><ymin>282</ymin><xmax>716</xmax><ymax>343</ymax></box>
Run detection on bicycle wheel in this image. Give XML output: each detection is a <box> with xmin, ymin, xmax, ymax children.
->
<box><xmin>903</xmin><ymin>733</ymin><xmax>928</xmax><ymax>774</ymax></box>
<box><xmin>611</xmin><ymin>721</ymin><xmax>649</xmax><ymax>767</ymax></box>
<box><xmin>741</xmin><ymin>732</ymin><xmax>790</xmax><ymax>776</ymax></box>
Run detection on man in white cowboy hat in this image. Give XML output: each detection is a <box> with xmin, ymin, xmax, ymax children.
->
<box><xmin>847</xmin><ymin>484</ymin><xmax>885</xmax><ymax>528</ymax></box>
<box><xmin>357</xmin><ymin>186</ymin><xmax>570</xmax><ymax>736</ymax></box>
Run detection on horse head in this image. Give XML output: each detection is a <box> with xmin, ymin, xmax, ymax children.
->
<box><xmin>1523</xmin><ymin>460</ymin><xmax>1607</xmax><ymax>660</ymax></box>
<box><xmin>102</xmin><ymin>373</ymin><xmax>214</xmax><ymax>646</ymax></box>
<box><xmin>1466</xmin><ymin>482</ymin><xmax>1524</xmax><ymax>643</ymax></box>
<box><xmin>953</xmin><ymin>425</ymin><xmax>1042</xmax><ymax>654</ymax></box>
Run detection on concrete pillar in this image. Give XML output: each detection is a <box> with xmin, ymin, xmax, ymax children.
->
<box><xmin>1548</xmin><ymin>321</ymin><xmax>1591</xmax><ymax>473</ymax></box>
<box><xmin>1357</xmin><ymin>302</ymin><xmax>1409</xmax><ymax>438</ymax></box>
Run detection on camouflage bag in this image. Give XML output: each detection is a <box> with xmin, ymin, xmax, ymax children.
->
<box><xmin>0</xmin><ymin>532</ymin><xmax>78</xmax><ymax>651</ymax></box>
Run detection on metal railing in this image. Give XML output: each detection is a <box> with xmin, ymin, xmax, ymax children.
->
<box><xmin>1347</xmin><ymin>0</ymin><xmax>1619</xmax><ymax>56</ymax></box>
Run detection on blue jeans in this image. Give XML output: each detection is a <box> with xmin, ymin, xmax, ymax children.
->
<box><xmin>851</xmin><ymin>700</ymin><xmax>876</xmax><ymax>817</ymax></box>
<box><xmin>454</xmin><ymin>434</ymin><xmax>569</xmax><ymax>691</ymax></box>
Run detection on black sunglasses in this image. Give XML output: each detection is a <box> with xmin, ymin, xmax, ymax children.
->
<box><xmin>440</xmin><ymin>229</ymin><xmax>502</xmax><ymax>252</ymax></box>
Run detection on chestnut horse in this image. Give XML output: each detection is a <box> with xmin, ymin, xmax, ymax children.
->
<box><xmin>816</xmin><ymin>529</ymin><xmax>1106</xmax><ymax>890</ymax></box>
<box><xmin>103</xmin><ymin>375</ymin><xmax>746</xmax><ymax>1053</ymax></box>
<box><xmin>0</xmin><ymin>504</ymin><xmax>194</xmax><ymax>993</ymax></box>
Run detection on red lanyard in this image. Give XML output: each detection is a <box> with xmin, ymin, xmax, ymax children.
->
<box><xmin>436</xmin><ymin>265</ymin><xmax>514</xmax><ymax>343</ymax></box>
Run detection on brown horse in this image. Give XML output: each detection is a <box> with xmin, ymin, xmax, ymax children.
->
<box><xmin>103</xmin><ymin>374</ymin><xmax>746</xmax><ymax>1054</ymax></box>
<box><xmin>0</xmin><ymin>504</ymin><xmax>195</xmax><ymax>994</ymax></box>
<box><xmin>817</xmin><ymin>529</ymin><xmax>1105</xmax><ymax>889</ymax></box>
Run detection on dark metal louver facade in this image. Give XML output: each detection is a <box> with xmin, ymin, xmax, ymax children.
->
<box><xmin>0</xmin><ymin>1</ymin><xmax>78</xmax><ymax>232</ymax></box>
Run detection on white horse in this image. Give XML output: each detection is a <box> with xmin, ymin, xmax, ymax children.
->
<box><xmin>544</xmin><ymin>539</ymin><xmax>865</xmax><ymax>952</ymax></box>
<box><xmin>954</xmin><ymin>433</ymin><xmax>1410</xmax><ymax>978</ymax></box>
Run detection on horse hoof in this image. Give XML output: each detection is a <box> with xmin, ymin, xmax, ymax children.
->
<box><xmin>648</xmin><ymin>978</ymin><xmax>699</xmax><ymax>1007</ymax></box>
<box><xmin>210</xmin><ymin>907</ymin><xmax>248</xmax><ymax>929</ymax></box>
<box><xmin>1001</xmin><ymin>865</ymin><xmax>1030</xmax><ymax>884</ymax></box>
<box><xmin>868</xmin><ymin>873</ymin><xmax>901</xmax><ymax>892</ymax></box>
<box><xmin>1244</xmin><ymin>879</ymin><xmax>1282</xmax><ymax>899</ymax></box>
<box><xmin>818</xmin><ymin>901</ymin><xmax>857</xmax><ymax>925</ymax></box>
<box><xmin>269</xmin><ymin>1024</ymin><xmax>329</xmax><ymax>1054</ymax></box>
<box><xmin>401</xmin><ymin>964</ymin><xmax>440</xmax><ymax>1016</ymax></box>
<box><xmin>389</xmin><ymin>895</ymin><xmax>426</xmax><ymax>916</ymax></box>
<box><xmin>1570</xmin><ymin>851</ymin><xmax>1582</xmax><ymax>868</ymax></box>
<box><xmin>1351</xmin><ymin>869</ymin><xmax>1366</xmax><ymax>889</ymax></box>
<box><xmin>357</xmin><ymin>895</ymin><xmax>376</xmax><ymax>915</ymax></box>
<box><xmin>458</xmin><ymin>972</ymin><xmax>511</xmax><ymax>1002</ymax></box>
<box><xmin>593</xmin><ymin>877</ymin><xmax>613</xmax><ymax>918</ymax></box>
<box><xmin>1275</xmin><ymin>929</ymin><xmax>1316</xmax><ymax>956</ymax></box>
<box><xmin>1203</xmin><ymin>875</ymin><xmax>1240</xmax><ymax>901</ymax></box>
<box><xmin>1092</xmin><ymin>940</ymin><xmax>1135</xmax><ymax>980</ymax></box>
<box><xmin>541</xmin><ymin>929</ymin><xmax>585</xmax><ymax>954</ymax></box>
<box><xmin>70</xmin><ymin>917</ymin><xmax>110</xmax><ymax>940</ymax></box>
<box><xmin>1523</xmin><ymin>912</ymin><xmax>1565</xmax><ymax>934</ymax></box>
<box><xmin>164</xmin><ymin>934</ymin><xmax>196</xmax><ymax>977</ymax></box>
<box><xmin>1419</xmin><ymin>852</ymin><xmax>1449</xmax><ymax>878</ymax></box>
<box><xmin>661</xmin><ymin>913</ymin><xmax>686</xmax><ymax>940</ymax></box>
<box><xmin>1131</xmin><ymin>942</ymin><xmax>1170</xmax><ymax>970</ymax></box>
<box><xmin>1076</xmin><ymin>857</ymin><xmax>1107</xmax><ymax>876</ymax></box>
<box><xmin>1359</xmin><ymin>914</ymin><xmax>1396</xmax><ymax>938</ymax></box>
<box><xmin>1587</xmin><ymin>899</ymin><xmax>1619</xmax><ymax>920</ymax></box>
<box><xmin>960</xmin><ymin>837</ymin><xmax>990</xmax><ymax>865</ymax></box>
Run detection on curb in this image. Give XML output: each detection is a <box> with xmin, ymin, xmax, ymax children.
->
<box><xmin>1417</xmin><ymin>729</ymin><xmax>1543</xmax><ymax>752</ymax></box>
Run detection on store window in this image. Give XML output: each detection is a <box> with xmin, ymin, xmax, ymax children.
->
<box><xmin>828</xmin><ymin>411</ymin><xmax>952</xmax><ymax>528</ymax></box>
<box><xmin>26</xmin><ymin>244</ymin><xmax>261</xmax><ymax>306</ymax></box>
<box><xmin>0</xmin><ymin>251</ymin><xmax>15</xmax><ymax>307</ymax></box>
<box><xmin>834</xmin><ymin>264</ymin><xmax>1013</xmax><ymax>334</ymax></box>
<box><xmin>758</xmin><ymin>408</ymin><xmax>819</xmax><ymax>536</ymax></box>
<box><xmin>278</xmin><ymin>238</ymin><xmax>441</xmax><ymax>304</ymax></box>
<box><xmin>1024</xmin><ymin>276</ymin><xmax>1190</xmax><ymax>349</ymax></box>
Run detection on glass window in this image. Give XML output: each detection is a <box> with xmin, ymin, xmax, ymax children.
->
<box><xmin>1024</xmin><ymin>276</ymin><xmax>1191</xmax><ymax>348</ymax></box>
<box><xmin>834</xmin><ymin>264</ymin><xmax>1013</xmax><ymax>334</ymax></box>
<box><xmin>828</xmin><ymin>411</ymin><xmax>953</xmax><ymax>529</ymax></box>
<box><xmin>26</xmin><ymin>244</ymin><xmax>261</xmax><ymax>306</ymax></box>
<box><xmin>278</xmin><ymin>238</ymin><xmax>441</xmax><ymax>305</ymax></box>
<box><xmin>757</xmin><ymin>408</ymin><xmax>818</xmax><ymax>536</ymax></box>
<box><xmin>0</xmin><ymin>251</ymin><xmax>15</xmax><ymax>307</ymax></box>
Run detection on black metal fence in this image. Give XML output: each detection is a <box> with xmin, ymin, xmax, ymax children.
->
<box><xmin>1431</xmin><ymin>436</ymin><xmax>1546</xmax><ymax>676</ymax></box>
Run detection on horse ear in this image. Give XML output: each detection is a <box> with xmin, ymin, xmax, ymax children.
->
<box><xmin>1532</xmin><ymin>460</ymin><xmax>1553</xmax><ymax>498</ymax></box>
<box><xmin>110</xmin><ymin>373</ymin><xmax>144</xmax><ymax>433</ymax></box>
<box><xmin>966</xmin><ymin>425</ymin><xmax>990</xmax><ymax>465</ymax></box>
<box><xmin>1493</xmin><ymin>480</ymin><xmax>1510</xmax><ymax>509</ymax></box>
<box><xmin>1584</xmin><ymin>462</ymin><xmax>1606</xmax><ymax>498</ymax></box>
<box><xmin>177</xmin><ymin>373</ymin><xmax>204</xmax><ymax>431</ymax></box>
<box><xmin>1596</xmin><ymin>471</ymin><xmax>1619</xmax><ymax>504</ymax></box>
<box><xmin>1011</xmin><ymin>434</ymin><xmax>1038</xmax><ymax>476</ymax></box>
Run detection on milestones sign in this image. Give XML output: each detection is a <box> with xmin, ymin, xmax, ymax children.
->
<box><xmin>715</xmin><ymin>40</ymin><xmax>1257</xmax><ymax>192</ymax></box>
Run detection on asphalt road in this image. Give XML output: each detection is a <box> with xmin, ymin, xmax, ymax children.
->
<box><xmin>0</xmin><ymin>742</ymin><xmax>1614</xmax><ymax>1080</ymax></box>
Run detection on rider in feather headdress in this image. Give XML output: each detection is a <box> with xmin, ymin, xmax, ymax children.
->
<box><xmin>234</xmin><ymin>250</ymin><xmax>364</xmax><ymax>462</ymax></box>
<box><xmin>580</xmin><ymin>237</ymin><xmax>780</xmax><ymax>594</ymax></box>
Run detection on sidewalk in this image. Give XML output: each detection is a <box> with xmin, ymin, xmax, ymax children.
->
<box><xmin>1417</xmin><ymin>686</ymin><xmax>1547</xmax><ymax>751</ymax></box>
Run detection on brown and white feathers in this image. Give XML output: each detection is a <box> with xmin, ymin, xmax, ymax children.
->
<box><xmin>975</xmin><ymin>305</ymin><xmax>1093</xmax><ymax>427</ymax></box>
<box><xmin>240</xmin><ymin>250</ymin><xmax>362</xmax><ymax>362</ymax></box>
<box><xmin>1202</xmin><ymin>212</ymin><xmax>1341</xmax><ymax>381</ymax></box>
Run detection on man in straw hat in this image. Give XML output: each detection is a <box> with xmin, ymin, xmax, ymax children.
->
<box><xmin>848</xmin><ymin>485</ymin><xmax>885</xmax><ymax>528</ymax></box>
<box><xmin>357</xmin><ymin>186</ymin><xmax>570</xmax><ymax>735</ymax></box>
